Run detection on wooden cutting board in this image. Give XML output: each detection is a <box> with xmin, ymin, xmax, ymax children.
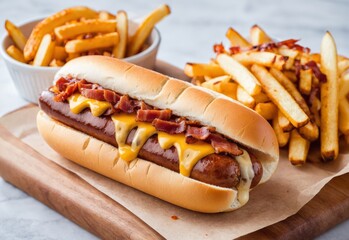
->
<box><xmin>0</xmin><ymin>106</ymin><xmax>349</xmax><ymax>240</ymax></box>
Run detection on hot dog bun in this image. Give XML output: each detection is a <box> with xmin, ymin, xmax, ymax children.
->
<box><xmin>37</xmin><ymin>56</ymin><xmax>279</xmax><ymax>213</ymax></box>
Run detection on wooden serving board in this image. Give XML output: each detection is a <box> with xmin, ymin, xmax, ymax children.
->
<box><xmin>0</xmin><ymin>106</ymin><xmax>349</xmax><ymax>240</ymax></box>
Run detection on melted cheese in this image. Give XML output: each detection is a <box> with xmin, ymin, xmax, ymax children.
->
<box><xmin>68</xmin><ymin>93</ymin><xmax>111</xmax><ymax>117</ymax></box>
<box><xmin>112</xmin><ymin>114</ymin><xmax>157</xmax><ymax>161</ymax></box>
<box><xmin>158</xmin><ymin>132</ymin><xmax>215</xmax><ymax>177</ymax></box>
<box><xmin>235</xmin><ymin>149</ymin><xmax>254</xmax><ymax>206</ymax></box>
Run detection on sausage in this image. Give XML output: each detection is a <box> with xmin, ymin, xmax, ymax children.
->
<box><xmin>39</xmin><ymin>91</ymin><xmax>263</xmax><ymax>189</ymax></box>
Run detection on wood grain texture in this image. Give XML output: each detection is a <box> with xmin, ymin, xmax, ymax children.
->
<box><xmin>0</xmin><ymin>125</ymin><xmax>164</xmax><ymax>240</ymax></box>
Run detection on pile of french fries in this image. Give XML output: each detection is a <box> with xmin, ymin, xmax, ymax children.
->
<box><xmin>185</xmin><ymin>25</ymin><xmax>349</xmax><ymax>165</ymax></box>
<box><xmin>4</xmin><ymin>5</ymin><xmax>170</xmax><ymax>67</ymax></box>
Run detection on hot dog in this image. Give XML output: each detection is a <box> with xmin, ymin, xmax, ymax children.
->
<box><xmin>37</xmin><ymin>56</ymin><xmax>279</xmax><ymax>213</ymax></box>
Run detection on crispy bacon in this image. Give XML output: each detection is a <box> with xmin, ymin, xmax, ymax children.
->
<box><xmin>294</xmin><ymin>59</ymin><xmax>302</xmax><ymax>79</ymax></box>
<box><xmin>229</xmin><ymin>46</ymin><xmax>241</xmax><ymax>54</ymax></box>
<box><xmin>135</xmin><ymin>101</ymin><xmax>152</xmax><ymax>110</ymax></box>
<box><xmin>56</xmin><ymin>77</ymin><xmax>69</xmax><ymax>91</ymax></box>
<box><xmin>209</xmin><ymin>133</ymin><xmax>243</xmax><ymax>156</ymax></box>
<box><xmin>136</xmin><ymin>109</ymin><xmax>172</xmax><ymax>122</ymax></box>
<box><xmin>304</xmin><ymin>61</ymin><xmax>327</xmax><ymax>83</ymax></box>
<box><xmin>152</xmin><ymin>119</ymin><xmax>186</xmax><ymax>134</ymax></box>
<box><xmin>213</xmin><ymin>43</ymin><xmax>226</xmax><ymax>54</ymax></box>
<box><xmin>116</xmin><ymin>95</ymin><xmax>134</xmax><ymax>113</ymax></box>
<box><xmin>54</xmin><ymin>82</ymin><xmax>78</xmax><ymax>102</ymax></box>
<box><xmin>186</xmin><ymin>126</ymin><xmax>212</xmax><ymax>140</ymax></box>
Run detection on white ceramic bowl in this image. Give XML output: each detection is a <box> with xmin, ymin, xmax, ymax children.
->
<box><xmin>0</xmin><ymin>17</ymin><xmax>161</xmax><ymax>103</ymax></box>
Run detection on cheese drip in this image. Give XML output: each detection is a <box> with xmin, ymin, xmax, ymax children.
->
<box><xmin>157</xmin><ymin>132</ymin><xmax>215</xmax><ymax>177</ymax></box>
<box><xmin>68</xmin><ymin>93</ymin><xmax>111</xmax><ymax>117</ymax></box>
<box><xmin>234</xmin><ymin>149</ymin><xmax>254</xmax><ymax>206</ymax></box>
<box><xmin>111</xmin><ymin>114</ymin><xmax>157</xmax><ymax>161</ymax></box>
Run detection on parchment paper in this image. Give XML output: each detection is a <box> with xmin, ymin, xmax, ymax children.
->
<box><xmin>1</xmin><ymin>61</ymin><xmax>348</xmax><ymax>239</ymax></box>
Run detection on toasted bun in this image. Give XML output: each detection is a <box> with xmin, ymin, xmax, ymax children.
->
<box><xmin>40</xmin><ymin>56</ymin><xmax>279</xmax><ymax>212</ymax></box>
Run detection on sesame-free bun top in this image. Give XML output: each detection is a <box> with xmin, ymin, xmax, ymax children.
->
<box><xmin>54</xmin><ymin>56</ymin><xmax>279</xmax><ymax>184</ymax></box>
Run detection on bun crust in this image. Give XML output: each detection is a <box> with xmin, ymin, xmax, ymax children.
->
<box><xmin>39</xmin><ymin>56</ymin><xmax>280</xmax><ymax>212</ymax></box>
<box><xmin>55</xmin><ymin>56</ymin><xmax>279</xmax><ymax>184</ymax></box>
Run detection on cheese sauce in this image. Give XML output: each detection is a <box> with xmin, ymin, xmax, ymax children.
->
<box><xmin>234</xmin><ymin>149</ymin><xmax>254</xmax><ymax>206</ymax></box>
<box><xmin>68</xmin><ymin>93</ymin><xmax>111</xmax><ymax>117</ymax></box>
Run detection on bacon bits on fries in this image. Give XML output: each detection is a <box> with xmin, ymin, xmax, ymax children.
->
<box><xmin>185</xmin><ymin>25</ymin><xmax>347</xmax><ymax>165</ymax></box>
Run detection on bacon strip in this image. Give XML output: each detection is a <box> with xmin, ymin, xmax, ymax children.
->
<box><xmin>116</xmin><ymin>95</ymin><xmax>134</xmax><ymax>113</ymax></box>
<box><xmin>152</xmin><ymin>119</ymin><xmax>186</xmax><ymax>134</ymax></box>
<box><xmin>136</xmin><ymin>109</ymin><xmax>172</xmax><ymax>122</ymax></box>
<box><xmin>209</xmin><ymin>133</ymin><xmax>243</xmax><ymax>156</ymax></box>
<box><xmin>186</xmin><ymin>126</ymin><xmax>211</xmax><ymax>140</ymax></box>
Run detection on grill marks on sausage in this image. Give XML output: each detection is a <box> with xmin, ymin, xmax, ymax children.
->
<box><xmin>52</xmin><ymin>78</ymin><xmax>244</xmax><ymax>157</ymax></box>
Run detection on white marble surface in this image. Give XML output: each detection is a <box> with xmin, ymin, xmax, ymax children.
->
<box><xmin>0</xmin><ymin>0</ymin><xmax>348</xmax><ymax>239</ymax></box>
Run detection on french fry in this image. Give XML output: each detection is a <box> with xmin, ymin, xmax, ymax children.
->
<box><xmin>339</xmin><ymin>73</ymin><xmax>349</xmax><ymax>99</ymax></box>
<box><xmin>237</xmin><ymin>85</ymin><xmax>256</xmax><ymax>108</ymax></box>
<box><xmin>339</xmin><ymin>99</ymin><xmax>349</xmax><ymax>135</ymax></box>
<box><xmin>278</xmin><ymin>47</ymin><xmax>299</xmax><ymax>70</ymax></box>
<box><xmin>49</xmin><ymin>59</ymin><xmax>65</xmax><ymax>67</ymax></box>
<box><xmin>98</xmin><ymin>11</ymin><xmax>115</xmax><ymax>20</ymax></box>
<box><xmin>66</xmin><ymin>52</ymin><xmax>80</xmax><ymax>62</ymax></box>
<box><xmin>298</xmin><ymin>121</ymin><xmax>319</xmax><ymax>141</ymax></box>
<box><xmin>184</xmin><ymin>63</ymin><xmax>225</xmax><ymax>78</ymax></box>
<box><xmin>113</xmin><ymin>11</ymin><xmax>128</xmax><ymax>58</ymax></box>
<box><xmin>309</xmin><ymin>53</ymin><xmax>321</xmax><ymax>63</ymax></box>
<box><xmin>253</xmin><ymin>91</ymin><xmax>269</xmax><ymax>103</ymax></box>
<box><xmin>201</xmin><ymin>75</ymin><xmax>231</xmax><ymax>92</ymax></box>
<box><xmin>320</xmin><ymin>32</ymin><xmax>339</xmax><ymax>161</ymax></box>
<box><xmin>217</xmin><ymin>54</ymin><xmax>262</xmax><ymax>96</ymax></box>
<box><xmin>24</xmin><ymin>6</ymin><xmax>98</xmax><ymax>61</ymax></box>
<box><xmin>6</xmin><ymin>45</ymin><xmax>26</xmax><ymax>63</ymax></box>
<box><xmin>283</xmin><ymin>70</ymin><xmax>297</xmax><ymax>82</ymax></box>
<box><xmin>232</xmin><ymin>52</ymin><xmax>287</xmax><ymax>70</ymax></box>
<box><xmin>277</xmin><ymin>110</ymin><xmax>293</xmax><ymax>132</ymax></box>
<box><xmin>272</xmin><ymin>116</ymin><xmax>290</xmax><ymax>147</ymax></box>
<box><xmin>338</xmin><ymin>58</ymin><xmax>349</xmax><ymax>75</ymax></box>
<box><xmin>127</xmin><ymin>4</ymin><xmax>170</xmax><ymax>56</ymax></box>
<box><xmin>249</xmin><ymin>24</ymin><xmax>272</xmax><ymax>45</ymax></box>
<box><xmin>53</xmin><ymin>46</ymin><xmax>68</xmax><ymax>61</ymax></box>
<box><xmin>33</xmin><ymin>33</ymin><xmax>55</xmax><ymax>66</ymax></box>
<box><xmin>251</xmin><ymin>64</ymin><xmax>309</xmax><ymax>127</ymax></box>
<box><xmin>54</xmin><ymin>19</ymin><xmax>116</xmax><ymax>40</ymax></box>
<box><xmin>65</xmin><ymin>32</ymin><xmax>119</xmax><ymax>53</ymax></box>
<box><xmin>270</xmin><ymin>68</ymin><xmax>311</xmax><ymax>116</ymax></box>
<box><xmin>310</xmin><ymin>96</ymin><xmax>321</xmax><ymax>127</ymax></box>
<box><xmin>225</xmin><ymin>27</ymin><xmax>251</xmax><ymax>47</ymax></box>
<box><xmin>220</xmin><ymin>82</ymin><xmax>238</xmax><ymax>100</ymax></box>
<box><xmin>254</xmin><ymin>102</ymin><xmax>277</xmax><ymax>120</ymax></box>
<box><xmin>299</xmin><ymin>69</ymin><xmax>312</xmax><ymax>95</ymax></box>
<box><xmin>288</xmin><ymin>129</ymin><xmax>310</xmax><ymax>166</ymax></box>
<box><xmin>5</xmin><ymin>20</ymin><xmax>27</xmax><ymax>51</ymax></box>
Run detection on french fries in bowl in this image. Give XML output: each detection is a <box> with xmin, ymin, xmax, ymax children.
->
<box><xmin>185</xmin><ymin>25</ymin><xmax>349</xmax><ymax>166</ymax></box>
<box><xmin>0</xmin><ymin>5</ymin><xmax>170</xmax><ymax>103</ymax></box>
